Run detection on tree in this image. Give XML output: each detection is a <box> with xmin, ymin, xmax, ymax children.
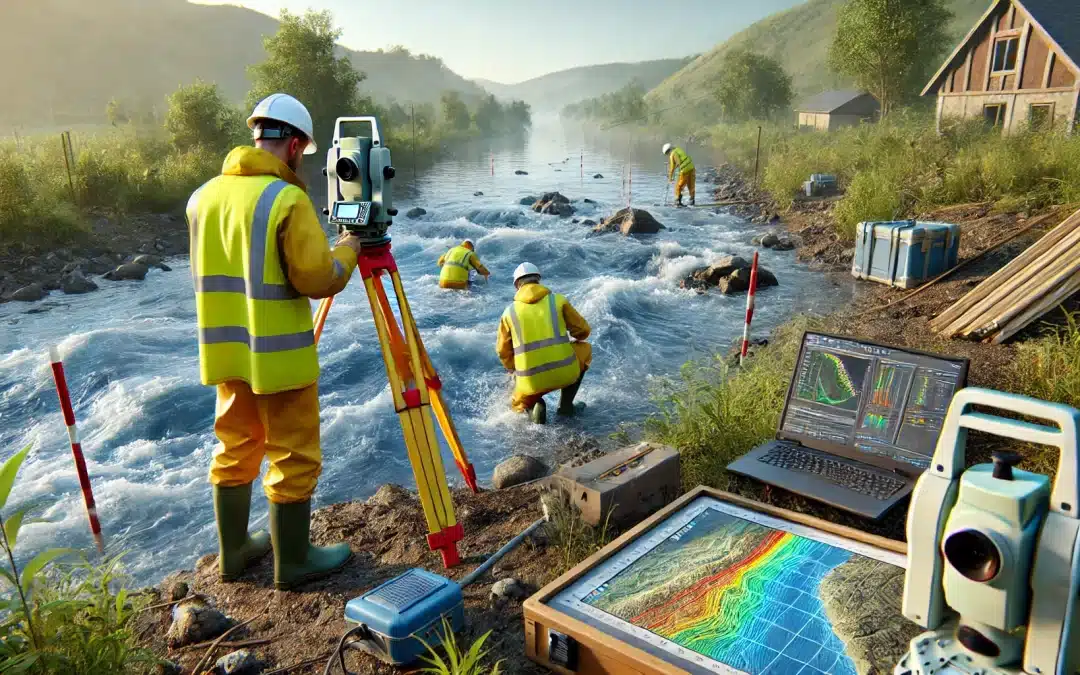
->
<box><xmin>164</xmin><ymin>81</ymin><xmax>243</xmax><ymax>153</ymax></box>
<box><xmin>828</xmin><ymin>0</ymin><xmax>953</xmax><ymax>116</ymax></box>
<box><xmin>247</xmin><ymin>9</ymin><xmax>364</xmax><ymax>151</ymax></box>
<box><xmin>472</xmin><ymin>94</ymin><xmax>503</xmax><ymax>135</ymax></box>
<box><xmin>440</xmin><ymin>91</ymin><xmax>471</xmax><ymax>132</ymax></box>
<box><xmin>105</xmin><ymin>99</ymin><xmax>129</xmax><ymax>127</ymax></box>
<box><xmin>507</xmin><ymin>100</ymin><xmax>532</xmax><ymax>133</ymax></box>
<box><xmin>710</xmin><ymin>49</ymin><xmax>793</xmax><ymax>122</ymax></box>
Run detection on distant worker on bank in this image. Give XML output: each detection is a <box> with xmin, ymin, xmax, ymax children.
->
<box><xmin>663</xmin><ymin>142</ymin><xmax>696</xmax><ymax>207</ymax></box>
<box><xmin>187</xmin><ymin>93</ymin><xmax>365</xmax><ymax>590</ymax></box>
<box><xmin>438</xmin><ymin>239</ymin><xmax>490</xmax><ymax>289</ymax></box>
<box><xmin>496</xmin><ymin>263</ymin><xmax>591</xmax><ymax>424</ymax></box>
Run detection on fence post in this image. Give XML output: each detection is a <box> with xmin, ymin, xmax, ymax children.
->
<box><xmin>753</xmin><ymin>126</ymin><xmax>762</xmax><ymax>187</ymax></box>
<box><xmin>411</xmin><ymin>104</ymin><xmax>416</xmax><ymax>180</ymax></box>
<box><xmin>60</xmin><ymin>132</ymin><xmax>76</xmax><ymax>204</ymax></box>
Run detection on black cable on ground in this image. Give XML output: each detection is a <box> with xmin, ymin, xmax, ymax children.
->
<box><xmin>323</xmin><ymin>624</ymin><xmax>372</xmax><ymax>675</ymax></box>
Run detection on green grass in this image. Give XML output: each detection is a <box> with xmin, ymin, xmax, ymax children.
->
<box><xmin>701</xmin><ymin>114</ymin><xmax>1080</xmax><ymax>242</ymax></box>
<box><xmin>541</xmin><ymin>491</ymin><xmax>615</xmax><ymax>573</ymax></box>
<box><xmin>418</xmin><ymin>617</ymin><xmax>502</xmax><ymax>675</ymax></box>
<box><xmin>645</xmin><ymin>317</ymin><xmax>817</xmax><ymax>491</ymax></box>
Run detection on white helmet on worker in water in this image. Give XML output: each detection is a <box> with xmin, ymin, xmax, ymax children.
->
<box><xmin>513</xmin><ymin>262</ymin><xmax>541</xmax><ymax>283</ymax></box>
<box><xmin>247</xmin><ymin>93</ymin><xmax>318</xmax><ymax>155</ymax></box>
<box><xmin>462</xmin><ymin>239</ymin><xmax>475</xmax><ymax>249</ymax></box>
<box><xmin>662</xmin><ymin>143</ymin><xmax>673</xmax><ymax>155</ymax></box>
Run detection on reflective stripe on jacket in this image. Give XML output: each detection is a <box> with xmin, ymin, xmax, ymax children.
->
<box><xmin>439</xmin><ymin>246</ymin><xmax>475</xmax><ymax>286</ymax></box>
<box><xmin>501</xmin><ymin>289</ymin><xmax>581</xmax><ymax>396</ymax></box>
<box><xmin>669</xmin><ymin>147</ymin><xmax>695</xmax><ymax>177</ymax></box>
<box><xmin>189</xmin><ymin>170</ymin><xmax>324</xmax><ymax>395</ymax></box>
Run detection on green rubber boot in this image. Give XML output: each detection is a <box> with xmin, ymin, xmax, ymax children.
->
<box><xmin>269</xmin><ymin>500</ymin><xmax>352</xmax><ymax>591</ymax></box>
<box><xmin>213</xmin><ymin>484</ymin><xmax>271</xmax><ymax>582</ymax></box>
<box><xmin>529</xmin><ymin>399</ymin><xmax>547</xmax><ymax>425</ymax></box>
<box><xmin>557</xmin><ymin>376</ymin><xmax>584</xmax><ymax>416</ymax></box>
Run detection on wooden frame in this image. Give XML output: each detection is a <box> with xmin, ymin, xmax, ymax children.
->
<box><xmin>1029</xmin><ymin>102</ymin><xmax>1055</xmax><ymax>129</ymax></box>
<box><xmin>991</xmin><ymin>35</ymin><xmax>1021</xmax><ymax>74</ymax></box>
<box><xmin>523</xmin><ymin>486</ymin><xmax>906</xmax><ymax>675</ymax></box>
<box><xmin>984</xmin><ymin>102</ymin><xmax>1008</xmax><ymax>127</ymax></box>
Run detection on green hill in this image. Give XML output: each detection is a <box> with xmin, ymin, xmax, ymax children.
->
<box><xmin>477</xmin><ymin>58</ymin><xmax>694</xmax><ymax>112</ymax></box>
<box><xmin>647</xmin><ymin>0</ymin><xmax>990</xmax><ymax>106</ymax></box>
<box><xmin>0</xmin><ymin>0</ymin><xmax>489</xmax><ymax>129</ymax></box>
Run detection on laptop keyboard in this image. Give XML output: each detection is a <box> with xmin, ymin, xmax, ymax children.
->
<box><xmin>759</xmin><ymin>445</ymin><xmax>906</xmax><ymax>501</ymax></box>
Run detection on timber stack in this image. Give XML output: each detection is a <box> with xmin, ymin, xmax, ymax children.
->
<box><xmin>930</xmin><ymin>208</ymin><xmax>1080</xmax><ymax>344</ymax></box>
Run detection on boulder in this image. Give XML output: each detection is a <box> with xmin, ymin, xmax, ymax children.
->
<box><xmin>761</xmin><ymin>233</ymin><xmax>780</xmax><ymax>248</ymax></box>
<box><xmin>61</xmin><ymin>259</ymin><xmax>89</xmax><ymax>276</ymax></box>
<box><xmin>593</xmin><ymin>173</ymin><xmax>603</xmax><ymax>179</ymax></box>
<box><xmin>772</xmin><ymin>238</ymin><xmax>796</xmax><ymax>251</ymax></box>
<box><xmin>42</xmin><ymin>278</ymin><xmax>61</xmax><ymax>292</ymax></box>
<box><xmin>167</xmin><ymin>597</ymin><xmax>232</xmax><ymax>648</ymax></box>
<box><xmin>520</xmin><ymin>196</ymin><xmax>537</xmax><ymax>206</ymax></box>
<box><xmin>167</xmin><ymin>580</ymin><xmax>189</xmax><ymax>602</ymax></box>
<box><xmin>473</xmin><ymin>191</ymin><xmax>484</xmax><ymax>197</ymax></box>
<box><xmin>87</xmin><ymin>255</ymin><xmax>116</xmax><ymax>275</ymax></box>
<box><xmin>681</xmin><ymin>257</ymin><xmax>778</xmax><ymax>294</ymax></box>
<box><xmin>582</xmin><ymin>198</ymin><xmax>597</xmax><ymax>204</ymax></box>
<box><xmin>104</xmin><ymin>263</ymin><xmax>148</xmax><ymax>281</ymax></box>
<box><xmin>133</xmin><ymin>254</ymin><xmax>171</xmax><ymax>271</ymax></box>
<box><xmin>581</xmin><ymin>219</ymin><xmax>597</xmax><ymax>227</ymax></box>
<box><xmin>405</xmin><ymin>207</ymin><xmax>427</xmax><ymax>219</ymax></box>
<box><xmin>61</xmin><ymin>271</ymin><xmax>99</xmax><ymax>295</ymax></box>
<box><xmin>492</xmin><ymin>455</ymin><xmax>547</xmax><ymax>489</ymax></box>
<box><xmin>10</xmin><ymin>283</ymin><xmax>46</xmax><ymax>302</ymax></box>
<box><xmin>532</xmin><ymin>192</ymin><xmax>575</xmax><ymax>218</ymax></box>
<box><xmin>594</xmin><ymin>208</ymin><xmax>666</xmax><ymax>236</ymax></box>
<box><xmin>490</xmin><ymin>577</ymin><xmax>529</xmax><ymax>602</ymax></box>
<box><xmin>515</xmin><ymin>170</ymin><xmax>528</xmax><ymax>175</ymax></box>
<box><xmin>213</xmin><ymin>650</ymin><xmax>264</xmax><ymax>675</ymax></box>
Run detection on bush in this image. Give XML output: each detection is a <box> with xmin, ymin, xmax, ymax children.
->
<box><xmin>645</xmin><ymin>318</ymin><xmax>817</xmax><ymax>490</ymax></box>
<box><xmin>165</xmin><ymin>80</ymin><xmax>244</xmax><ymax>154</ymax></box>
<box><xmin>542</xmin><ymin>492</ymin><xmax>614</xmax><ymax>573</ymax></box>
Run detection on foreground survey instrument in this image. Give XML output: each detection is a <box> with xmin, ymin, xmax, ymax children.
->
<box><xmin>524</xmin><ymin>486</ymin><xmax>910</xmax><ymax>674</ymax></box>
<box><xmin>319</xmin><ymin>116</ymin><xmax>476</xmax><ymax>568</ymax></box>
<box><xmin>899</xmin><ymin>388</ymin><xmax>1080</xmax><ymax>675</ymax></box>
<box><xmin>728</xmin><ymin>331</ymin><xmax>969</xmax><ymax>520</ymax></box>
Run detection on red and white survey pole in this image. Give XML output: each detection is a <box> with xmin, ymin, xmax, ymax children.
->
<box><xmin>48</xmin><ymin>346</ymin><xmax>104</xmax><ymax>553</ymax></box>
<box><xmin>739</xmin><ymin>252</ymin><xmax>760</xmax><ymax>366</ymax></box>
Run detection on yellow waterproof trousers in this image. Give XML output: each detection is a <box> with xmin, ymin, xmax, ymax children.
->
<box><xmin>209</xmin><ymin>380</ymin><xmax>321</xmax><ymax>504</ymax></box>
<box><xmin>675</xmin><ymin>169</ymin><xmax>696</xmax><ymax>202</ymax></box>
<box><xmin>511</xmin><ymin>342</ymin><xmax>592</xmax><ymax>412</ymax></box>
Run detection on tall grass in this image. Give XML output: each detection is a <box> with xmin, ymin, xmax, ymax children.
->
<box><xmin>702</xmin><ymin>113</ymin><xmax>1080</xmax><ymax>241</ymax></box>
<box><xmin>645</xmin><ymin>318</ymin><xmax>817</xmax><ymax>490</ymax></box>
<box><xmin>1014</xmin><ymin>310</ymin><xmax>1080</xmax><ymax>410</ymax></box>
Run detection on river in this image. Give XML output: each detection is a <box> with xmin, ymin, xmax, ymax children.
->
<box><xmin>0</xmin><ymin>119</ymin><xmax>851</xmax><ymax>584</ymax></box>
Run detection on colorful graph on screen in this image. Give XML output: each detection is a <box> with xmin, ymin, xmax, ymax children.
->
<box><xmin>583</xmin><ymin>509</ymin><xmax>865</xmax><ymax>674</ymax></box>
<box><xmin>794</xmin><ymin>351</ymin><xmax>867</xmax><ymax>413</ymax></box>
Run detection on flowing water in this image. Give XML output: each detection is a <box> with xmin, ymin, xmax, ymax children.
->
<box><xmin>0</xmin><ymin>119</ymin><xmax>852</xmax><ymax>584</ymax></box>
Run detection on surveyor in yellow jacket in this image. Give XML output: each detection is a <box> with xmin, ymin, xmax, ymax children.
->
<box><xmin>187</xmin><ymin>93</ymin><xmax>364</xmax><ymax>590</ymax></box>
<box><xmin>496</xmin><ymin>262</ymin><xmax>591</xmax><ymax>424</ymax></box>
<box><xmin>663</xmin><ymin>142</ymin><xmax>696</xmax><ymax>207</ymax></box>
<box><xmin>438</xmin><ymin>239</ymin><xmax>490</xmax><ymax>289</ymax></box>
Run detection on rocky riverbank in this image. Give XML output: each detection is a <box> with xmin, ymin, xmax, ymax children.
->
<box><xmin>0</xmin><ymin>210</ymin><xmax>188</xmax><ymax>303</ymax></box>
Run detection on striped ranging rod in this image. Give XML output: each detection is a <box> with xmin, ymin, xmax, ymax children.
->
<box><xmin>739</xmin><ymin>251</ymin><xmax>760</xmax><ymax>366</ymax></box>
<box><xmin>48</xmin><ymin>346</ymin><xmax>104</xmax><ymax>553</ymax></box>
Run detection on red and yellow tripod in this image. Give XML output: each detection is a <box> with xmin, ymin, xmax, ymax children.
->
<box><xmin>313</xmin><ymin>242</ymin><xmax>477</xmax><ymax>568</ymax></box>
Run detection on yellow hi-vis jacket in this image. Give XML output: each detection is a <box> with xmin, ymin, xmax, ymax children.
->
<box><xmin>437</xmin><ymin>245</ymin><xmax>489</xmax><ymax>288</ymax></box>
<box><xmin>668</xmin><ymin>146</ymin><xmax>695</xmax><ymax>180</ymax></box>
<box><xmin>496</xmin><ymin>284</ymin><xmax>590</xmax><ymax>396</ymax></box>
<box><xmin>187</xmin><ymin>147</ymin><xmax>358</xmax><ymax>395</ymax></box>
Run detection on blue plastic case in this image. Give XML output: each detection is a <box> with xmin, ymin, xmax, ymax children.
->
<box><xmin>852</xmin><ymin>221</ymin><xmax>960</xmax><ymax>289</ymax></box>
<box><xmin>344</xmin><ymin>568</ymin><xmax>464</xmax><ymax>665</ymax></box>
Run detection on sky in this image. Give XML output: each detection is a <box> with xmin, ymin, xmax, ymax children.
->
<box><xmin>193</xmin><ymin>0</ymin><xmax>803</xmax><ymax>84</ymax></box>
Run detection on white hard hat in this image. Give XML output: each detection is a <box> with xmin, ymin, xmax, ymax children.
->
<box><xmin>662</xmin><ymin>143</ymin><xmax>672</xmax><ymax>154</ymax></box>
<box><xmin>462</xmin><ymin>239</ymin><xmax>474</xmax><ymax>248</ymax></box>
<box><xmin>247</xmin><ymin>93</ymin><xmax>317</xmax><ymax>155</ymax></box>
<box><xmin>513</xmin><ymin>262</ymin><xmax>541</xmax><ymax>283</ymax></box>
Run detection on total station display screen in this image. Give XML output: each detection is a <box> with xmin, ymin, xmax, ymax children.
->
<box><xmin>335</xmin><ymin>202</ymin><xmax>361</xmax><ymax>219</ymax></box>
<box><xmin>779</xmin><ymin>333</ymin><xmax>967</xmax><ymax>469</ymax></box>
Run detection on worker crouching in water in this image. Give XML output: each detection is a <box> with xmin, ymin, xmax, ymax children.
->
<box><xmin>187</xmin><ymin>93</ymin><xmax>365</xmax><ymax>590</ymax></box>
<box><xmin>663</xmin><ymin>142</ymin><xmax>696</xmax><ymax>207</ymax></box>
<box><xmin>496</xmin><ymin>263</ymin><xmax>591</xmax><ymax>424</ymax></box>
<box><xmin>438</xmin><ymin>239</ymin><xmax>490</xmax><ymax>289</ymax></box>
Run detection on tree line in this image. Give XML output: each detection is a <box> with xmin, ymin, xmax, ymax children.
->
<box><xmin>562</xmin><ymin>0</ymin><xmax>954</xmax><ymax>125</ymax></box>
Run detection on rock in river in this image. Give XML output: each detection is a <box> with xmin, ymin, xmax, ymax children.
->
<box><xmin>10</xmin><ymin>283</ymin><xmax>46</xmax><ymax>302</ymax></box>
<box><xmin>515</xmin><ymin>170</ymin><xmax>528</xmax><ymax>175</ymax></box>
<box><xmin>532</xmin><ymin>192</ymin><xmax>575</xmax><ymax>217</ymax></box>
<box><xmin>405</xmin><ymin>207</ymin><xmax>427</xmax><ymax>219</ymax></box>
<box><xmin>594</xmin><ymin>208</ymin><xmax>665</xmax><ymax>236</ymax></box>
<box><xmin>520</xmin><ymin>196</ymin><xmax>537</xmax><ymax>206</ymax></box>
<box><xmin>104</xmin><ymin>263</ymin><xmax>148</xmax><ymax>281</ymax></box>
<box><xmin>681</xmin><ymin>255</ymin><xmax>778</xmax><ymax>295</ymax></box>
<box><xmin>493</xmin><ymin>455</ymin><xmax>548</xmax><ymax>489</ymax></box>
<box><xmin>167</xmin><ymin>597</ymin><xmax>232</xmax><ymax>648</ymax></box>
<box><xmin>133</xmin><ymin>254</ymin><xmax>171</xmax><ymax>271</ymax></box>
<box><xmin>61</xmin><ymin>271</ymin><xmax>99</xmax><ymax>295</ymax></box>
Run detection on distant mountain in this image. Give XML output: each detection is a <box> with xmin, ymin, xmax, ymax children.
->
<box><xmin>477</xmin><ymin>58</ymin><xmax>694</xmax><ymax>112</ymax></box>
<box><xmin>647</xmin><ymin>0</ymin><xmax>990</xmax><ymax>105</ymax></box>
<box><xmin>0</xmin><ymin>0</ymin><xmax>489</xmax><ymax>128</ymax></box>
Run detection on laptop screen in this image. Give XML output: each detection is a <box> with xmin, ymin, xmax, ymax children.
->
<box><xmin>779</xmin><ymin>332</ymin><xmax>968</xmax><ymax>470</ymax></box>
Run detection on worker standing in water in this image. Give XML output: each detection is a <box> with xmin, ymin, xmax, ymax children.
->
<box><xmin>438</xmin><ymin>239</ymin><xmax>490</xmax><ymax>289</ymax></box>
<box><xmin>496</xmin><ymin>263</ymin><xmax>591</xmax><ymax>424</ymax></box>
<box><xmin>187</xmin><ymin>93</ymin><xmax>363</xmax><ymax>590</ymax></box>
<box><xmin>663</xmin><ymin>142</ymin><xmax>696</xmax><ymax>207</ymax></box>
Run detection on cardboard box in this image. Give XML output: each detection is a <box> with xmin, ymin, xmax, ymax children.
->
<box><xmin>547</xmin><ymin>443</ymin><xmax>680</xmax><ymax>528</ymax></box>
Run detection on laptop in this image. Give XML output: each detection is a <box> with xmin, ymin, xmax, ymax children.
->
<box><xmin>727</xmin><ymin>331</ymin><xmax>969</xmax><ymax>520</ymax></box>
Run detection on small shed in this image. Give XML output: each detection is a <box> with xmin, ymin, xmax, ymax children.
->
<box><xmin>795</xmin><ymin>90</ymin><xmax>880</xmax><ymax>131</ymax></box>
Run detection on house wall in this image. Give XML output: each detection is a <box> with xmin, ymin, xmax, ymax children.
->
<box><xmin>932</xmin><ymin>0</ymin><xmax>1080</xmax><ymax>133</ymax></box>
<box><xmin>798</xmin><ymin>112</ymin><xmax>829</xmax><ymax>131</ymax></box>
<box><xmin>827</xmin><ymin>114</ymin><xmax>870</xmax><ymax>131</ymax></box>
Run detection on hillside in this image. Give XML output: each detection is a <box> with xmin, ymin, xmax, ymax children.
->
<box><xmin>478</xmin><ymin>58</ymin><xmax>693</xmax><ymax>112</ymax></box>
<box><xmin>647</xmin><ymin>0</ymin><xmax>990</xmax><ymax>106</ymax></box>
<box><xmin>0</xmin><ymin>0</ymin><xmax>488</xmax><ymax>129</ymax></box>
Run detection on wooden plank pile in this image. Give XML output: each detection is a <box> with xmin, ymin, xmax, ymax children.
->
<box><xmin>931</xmin><ymin>207</ymin><xmax>1080</xmax><ymax>344</ymax></box>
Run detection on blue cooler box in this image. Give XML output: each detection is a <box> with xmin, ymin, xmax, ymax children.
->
<box><xmin>852</xmin><ymin>220</ymin><xmax>960</xmax><ymax>288</ymax></box>
<box><xmin>344</xmin><ymin>568</ymin><xmax>464</xmax><ymax>665</ymax></box>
